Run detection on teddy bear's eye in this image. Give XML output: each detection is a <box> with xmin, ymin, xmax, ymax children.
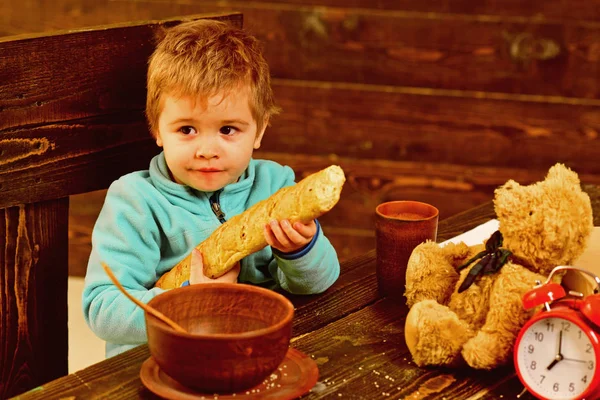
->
<box><xmin>529</xmin><ymin>211</ymin><xmax>533</xmax><ymax>216</ymax></box>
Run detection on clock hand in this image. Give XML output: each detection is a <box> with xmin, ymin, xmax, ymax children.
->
<box><xmin>547</xmin><ymin>331</ymin><xmax>564</xmax><ymax>370</ymax></box>
<box><xmin>562</xmin><ymin>357</ymin><xmax>587</xmax><ymax>363</ymax></box>
<box><xmin>546</xmin><ymin>353</ymin><xmax>563</xmax><ymax>370</ymax></box>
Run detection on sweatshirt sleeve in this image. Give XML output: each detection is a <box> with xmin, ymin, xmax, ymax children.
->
<box><xmin>82</xmin><ymin>178</ymin><xmax>166</xmax><ymax>346</ymax></box>
<box><xmin>269</xmin><ymin>221</ymin><xmax>341</xmax><ymax>294</ymax></box>
<box><xmin>259</xmin><ymin>163</ymin><xmax>340</xmax><ymax>294</ymax></box>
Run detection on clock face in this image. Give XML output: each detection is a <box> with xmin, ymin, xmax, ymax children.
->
<box><xmin>516</xmin><ymin>316</ymin><xmax>597</xmax><ymax>399</ymax></box>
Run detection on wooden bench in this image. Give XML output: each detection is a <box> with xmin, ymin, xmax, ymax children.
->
<box><xmin>0</xmin><ymin>12</ymin><xmax>241</xmax><ymax>398</ymax></box>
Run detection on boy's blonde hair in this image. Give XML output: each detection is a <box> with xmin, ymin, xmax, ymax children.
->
<box><xmin>146</xmin><ymin>19</ymin><xmax>279</xmax><ymax>136</ymax></box>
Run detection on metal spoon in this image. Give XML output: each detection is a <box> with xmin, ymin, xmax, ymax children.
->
<box><xmin>101</xmin><ymin>262</ymin><xmax>188</xmax><ymax>333</ymax></box>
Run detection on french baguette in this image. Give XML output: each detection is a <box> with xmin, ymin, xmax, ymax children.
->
<box><xmin>155</xmin><ymin>165</ymin><xmax>345</xmax><ymax>289</ymax></box>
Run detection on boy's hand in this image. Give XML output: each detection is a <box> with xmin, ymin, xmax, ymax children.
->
<box><xmin>189</xmin><ymin>249</ymin><xmax>240</xmax><ymax>284</ymax></box>
<box><xmin>264</xmin><ymin>219</ymin><xmax>317</xmax><ymax>254</ymax></box>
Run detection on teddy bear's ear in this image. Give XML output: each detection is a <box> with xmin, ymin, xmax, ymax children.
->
<box><xmin>494</xmin><ymin>180</ymin><xmax>521</xmax><ymax>209</ymax></box>
<box><xmin>495</xmin><ymin>179</ymin><xmax>520</xmax><ymax>193</ymax></box>
<box><xmin>545</xmin><ymin>163</ymin><xmax>581</xmax><ymax>187</ymax></box>
<box><xmin>493</xmin><ymin>179</ymin><xmax>525</xmax><ymax>216</ymax></box>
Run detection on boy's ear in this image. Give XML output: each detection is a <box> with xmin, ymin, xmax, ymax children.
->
<box><xmin>155</xmin><ymin>131</ymin><xmax>163</xmax><ymax>147</ymax></box>
<box><xmin>253</xmin><ymin>117</ymin><xmax>269</xmax><ymax>150</ymax></box>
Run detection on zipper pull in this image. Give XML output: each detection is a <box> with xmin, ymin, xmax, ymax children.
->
<box><xmin>211</xmin><ymin>202</ymin><xmax>226</xmax><ymax>221</ymax></box>
<box><xmin>209</xmin><ymin>191</ymin><xmax>226</xmax><ymax>223</ymax></box>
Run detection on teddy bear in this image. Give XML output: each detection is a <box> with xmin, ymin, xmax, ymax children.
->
<box><xmin>403</xmin><ymin>163</ymin><xmax>594</xmax><ymax>370</ymax></box>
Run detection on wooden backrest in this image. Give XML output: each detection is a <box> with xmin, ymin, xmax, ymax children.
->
<box><xmin>0</xmin><ymin>12</ymin><xmax>242</xmax><ymax>398</ymax></box>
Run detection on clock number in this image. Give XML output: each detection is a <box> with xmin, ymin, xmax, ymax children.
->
<box><xmin>569</xmin><ymin>383</ymin><xmax>575</xmax><ymax>392</ymax></box>
<box><xmin>531</xmin><ymin>361</ymin><xmax>537</xmax><ymax>370</ymax></box>
<box><xmin>540</xmin><ymin>375</ymin><xmax>546</xmax><ymax>384</ymax></box>
<box><xmin>586</xmin><ymin>343</ymin><xmax>592</xmax><ymax>353</ymax></box>
<box><xmin>546</xmin><ymin>321</ymin><xmax>554</xmax><ymax>332</ymax></box>
<box><xmin>553</xmin><ymin>383</ymin><xmax>560</xmax><ymax>392</ymax></box>
<box><xmin>578</xmin><ymin>330</ymin><xmax>582</xmax><ymax>339</ymax></box>
<box><xmin>588</xmin><ymin>361</ymin><xmax>594</xmax><ymax>370</ymax></box>
<box><xmin>560</xmin><ymin>321</ymin><xmax>571</xmax><ymax>332</ymax></box>
<box><xmin>534</xmin><ymin>332</ymin><xmax>544</xmax><ymax>342</ymax></box>
<box><xmin>527</xmin><ymin>344</ymin><xmax>534</xmax><ymax>354</ymax></box>
<box><xmin>582</xmin><ymin>375</ymin><xmax>588</xmax><ymax>384</ymax></box>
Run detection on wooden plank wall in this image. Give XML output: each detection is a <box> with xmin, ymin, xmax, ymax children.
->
<box><xmin>2</xmin><ymin>0</ymin><xmax>600</xmax><ymax>270</ymax></box>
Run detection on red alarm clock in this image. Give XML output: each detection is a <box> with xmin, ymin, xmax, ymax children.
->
<box><xmin>514</xmin><ymin>266</ymin><xmax>600</xmax><ymax>400</ymax></box>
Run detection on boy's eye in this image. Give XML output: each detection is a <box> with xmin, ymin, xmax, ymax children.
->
<box><xmin>219</xmin><ymin>126</ymin><xmax>237</xmax><ymax>135</ymax></box>
<box><xmin>179</xmin><ymin>126</ymin><xmax>196</xmax><ymax>135</ymax></box>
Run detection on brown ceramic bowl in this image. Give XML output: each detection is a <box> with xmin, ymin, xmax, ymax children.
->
<box><xmin>145</xmin><ymin>283</ymin><xmax>294</xmax><ymax>393</ymax></box>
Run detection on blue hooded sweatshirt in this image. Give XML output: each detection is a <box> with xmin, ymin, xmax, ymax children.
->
<box><xmin>82</xmin><ymin>153</ymin><xmax>340</xmax><ymax>357</ymax></box>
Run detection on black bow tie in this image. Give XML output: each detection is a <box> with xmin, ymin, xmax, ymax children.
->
<box><xmin>457</xmin><ymin>230</ymin><xmax>512</xmax><ymax>293</ymax></box>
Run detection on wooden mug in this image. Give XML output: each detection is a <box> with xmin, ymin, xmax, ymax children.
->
<box><xmin>375</xmin><ymin>201</ymin><xmax>439</xmax><ymax>298</ymax></box>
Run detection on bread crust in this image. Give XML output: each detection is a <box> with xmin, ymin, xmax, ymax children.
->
<box><xmin>155</xmin><ymin>165</ymin><xmax>345</xmax><ymax>289</ymax></box>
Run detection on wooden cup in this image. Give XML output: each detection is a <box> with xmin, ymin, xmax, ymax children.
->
<box><xmin>375</xmin><ymin>201</ymin><xmax>439</xmax><ymax>298</ymax></box>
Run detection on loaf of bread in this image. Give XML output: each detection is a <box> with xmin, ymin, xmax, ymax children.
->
<box><xmin>155</xmin><ymin>165</ymin><xmax>346</xmax><ymax>289</ymax></box>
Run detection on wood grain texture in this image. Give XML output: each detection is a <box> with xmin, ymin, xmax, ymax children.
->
<box><xmin>231</xmin><ymin>0</ymin><xmax>600</xmax><ymax>22</ymax></box>
<box><xmin>289</xmin><ymin>251</ymin><xmax>379</xmax><ymax>336</ymax></box>
<box><xmin>292</xmin><ymin>298</ymin><xmax>517</xmax><ymax>399</ymax></box>
<box><xmin>3</xmin><ymin>0</ymin><xmax>600</xmax><ymax>35</ymax></box>
<box><xmin>265</xmin><ymin>81</ymin><xmax>600</xmax><ymax>171</ymax></box>
<box><xmin>2</xmin><ymin>1</ymin><xmax>600</xmax><ymax>99</ymax></box>
<box><xmin>0</xmin><ymin>199</ymin><xmax>69</xmax><ymax>399</ymax></box>
<box><xmin>0</xmin><ymin>13</ymin><xmax>242</xmax><ymax>209</ymax></box>
<box><xmin>0</xmin><ymin>117</ymin><xmax>160</xmax><ymax>209</ymax></box>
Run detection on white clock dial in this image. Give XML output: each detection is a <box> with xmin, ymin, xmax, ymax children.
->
<box><xmin>516</xmin><ymin>317</ymin><xmax>596</xmax><ymax>399</ymax></box>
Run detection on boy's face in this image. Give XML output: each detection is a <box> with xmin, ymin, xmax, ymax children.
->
<box><xmin>155</xmin><ymin>87</ymin><xmax>266</xmax><ymax>192</ymax></box>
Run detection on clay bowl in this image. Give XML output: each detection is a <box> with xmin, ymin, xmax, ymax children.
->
<box><xmin>145</xmin><ymin>283</ymin><xmax>294</xmax><ymax>393</ymax></box>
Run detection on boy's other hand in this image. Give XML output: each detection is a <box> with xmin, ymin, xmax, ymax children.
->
<box><xmin>189</xmin><ymin>248</ymin><xmax>240</xmax><ymax>284</ymax></box>
<box><xmin>264</xmin><ymin>219</ymin><xmax>317</xmax><ymax>254</ymax></box>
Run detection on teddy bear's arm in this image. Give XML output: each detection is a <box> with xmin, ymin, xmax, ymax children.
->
<box><xmin>405</xmin><ymin>241</ymin><xmax>464</xmax><ymax>307</ymax></box>
<box><xmin>405</xmin><ymin>241</ymin><xmax>483</xmax><ymax>308</ymax></box>
<box><xmin>461</xmin><ymin>264</ymin><xmax>544</xmax><ymax>369</ymax></box>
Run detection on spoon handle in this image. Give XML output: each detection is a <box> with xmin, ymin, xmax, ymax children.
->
<box><xmin>102</xmin><ymin>262</ymin><xmax>187</xmax><ymax>333</ymax></box>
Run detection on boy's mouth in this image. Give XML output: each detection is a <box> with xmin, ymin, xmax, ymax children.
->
<box><xmin>196</xmin><ymin>168</ymin><xmax>222</xmax><ymax>172</ymax></box>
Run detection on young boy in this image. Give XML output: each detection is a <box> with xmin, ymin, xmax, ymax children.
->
<box><xmin>82</xmin><ymin>19</ymin><xmax>340</xmax><ymax>357</ymax></box>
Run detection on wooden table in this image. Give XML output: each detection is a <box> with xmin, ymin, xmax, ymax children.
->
<box><xmin>14</xmin><ymin>187</ymin><xmax>600</xmax><ymax>400</ymax></box>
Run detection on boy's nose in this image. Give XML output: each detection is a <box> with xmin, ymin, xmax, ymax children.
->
<box><xmin>194</xmin><ymin>140</ymin><xmax>219</xmax><ymax>159</ymax></box>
